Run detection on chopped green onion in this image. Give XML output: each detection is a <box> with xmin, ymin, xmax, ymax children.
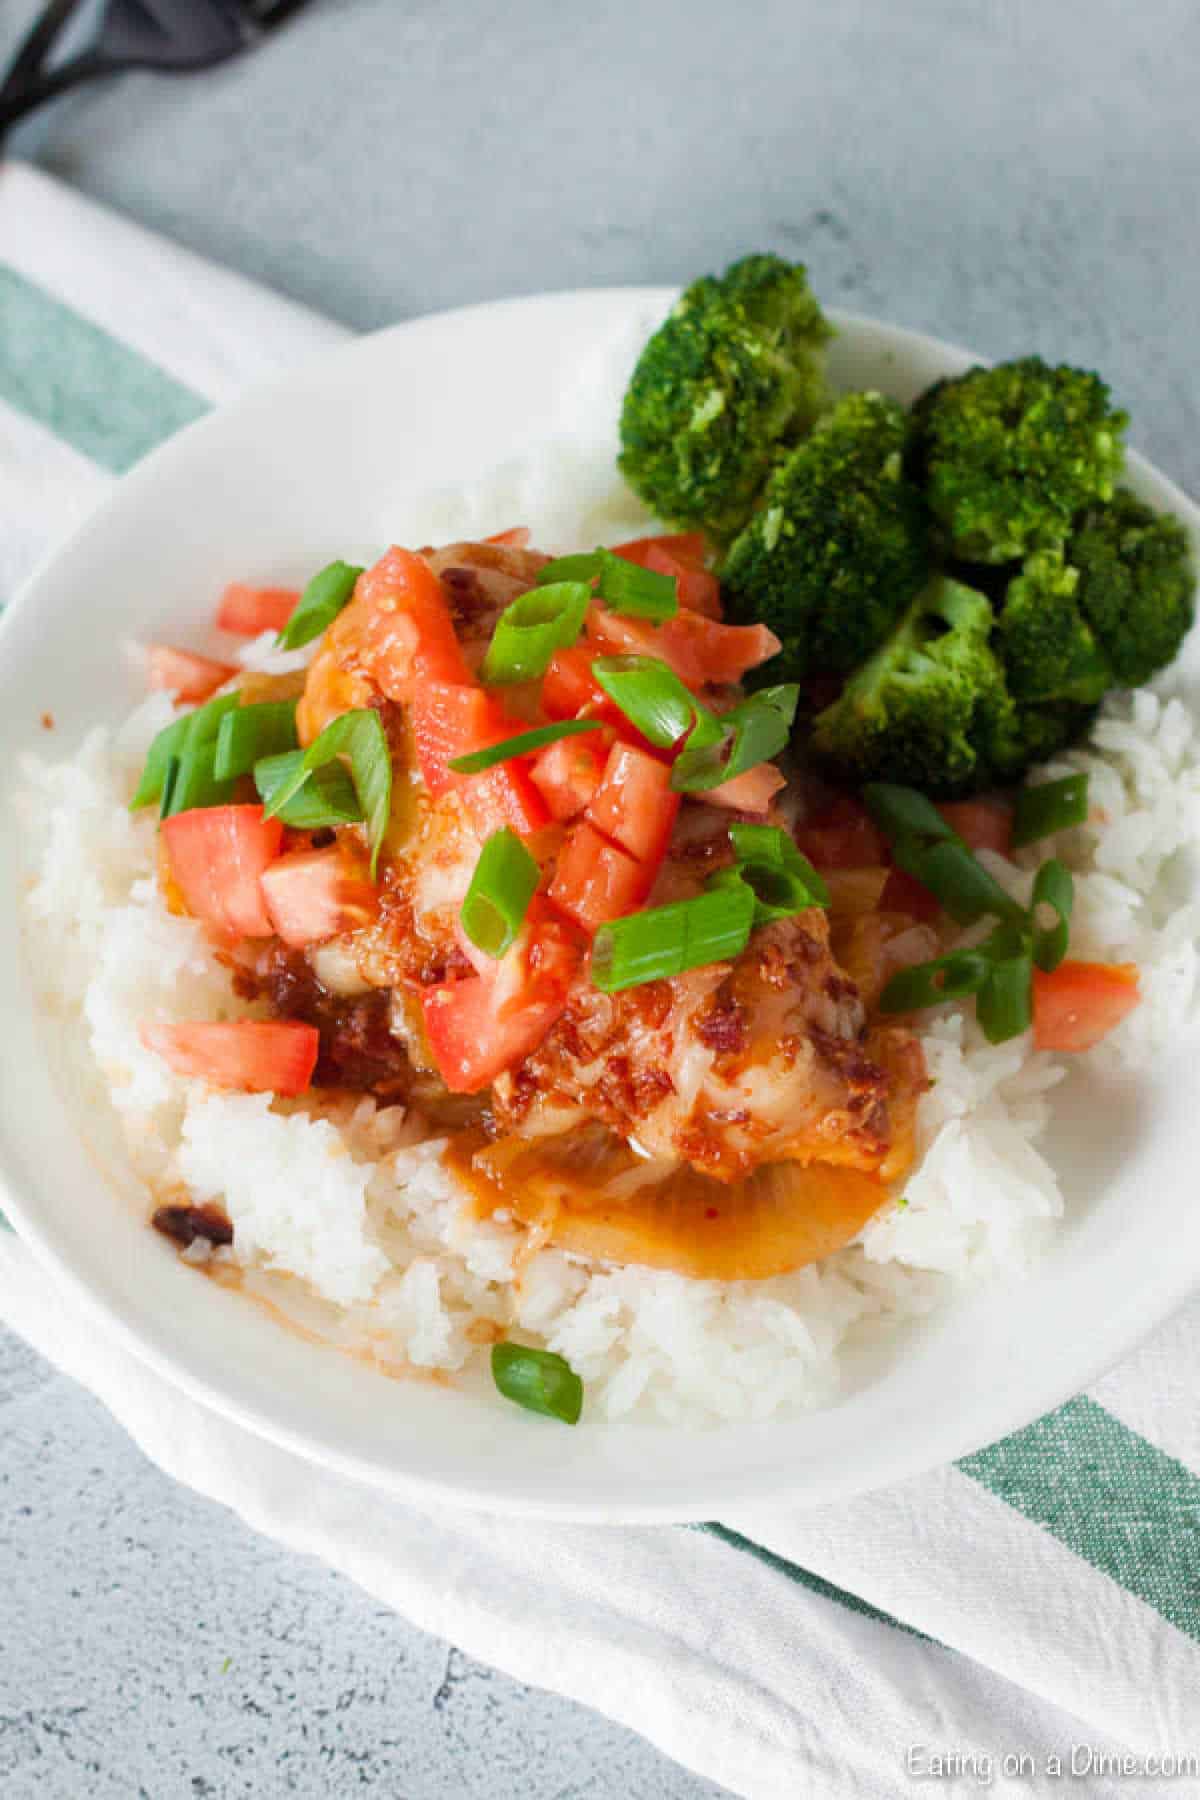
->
<box><xmin>260</xmin><ymin>708</ymin><xmax>391</xmax><ymax>875</ymax></box>
<box><xmin>718</xmin><ymin>822</ymin><xmax>830</xmax><ymax>922</ymax></box>
<box><xmin>864</xmin><ymin>780</ymin><xmax>1024</xmax><ymax>926</ymax></box>
<box><xmin>164</xmin><ymin>740</ymin><xmax>238</xmax><ymax>816</ymax></box>
<box><xmin>879</xmin><ymin>949</ymin><xmax>992</xmax><ymax>1014</ymax></box>
<box><xmin>670</xmin><ymin>684</ymin><xmax>799</xmax><ymax>792</ymax></box>
<box><xmin>596</xmin><ymin>550</ymin><xmax>677</xmax><ymax>619</ymax></box>
<box><xmin>276</xmin><ymin>560</ymin><xmax>363</xmax><ymax>650</ymax></box>
<box><xmin>1012</xmin><ymin>774</ymin><xmax>1089</xmax><ymax>848</ymax></box>
<box><xmin>535</xmin><ymin>548</ymin><xmax>678</xmax><ymax>619</ymax></box>
<box><xmin>1030</xmin><ymin>858</ymin><xmax>1073</xmax><ymax>973</ymax></box>
<box><xmin>460</xmin><ymin>829</ymin><xmax>540</xmax><ymax>959</ymax></box>
<box><xmin>591</xmin><ymin>655</ymin><xmax>700</xmax><ymax>749</ymax></box>
<box><xmin>591</xmin><ymin>882</ymin><xmax>755</xmax><ymax>992</ymax></box>
<box><xmin>491</xmin><ymin>1342</ymin><xmax>583</xmax><ymax>1424</ymax></box>
<box><xmin>975</xmin><ymin>927</ymin><xmax>1035</xmax><ymax>1043</ymax></box>
<box><xmin>535</xmin><ymin>550</ymin><xmax>603</xmax><ymax>586</ymax></box>
<box><xmin>481</xmin><ymin>582</ymin><xmax>591</xmax><ymax>685</ymax></box>
<box><xmin>900</xmin><ymin>837</ymin><xmax>1026</xmax><ymax>927</ymax></box>
<box><xmin>253</xmin><ymin>751</ymin><xmax>363</xmax><ymax>828</ymax></box>
<box><xmin>213</xmin><ymin>700</ymin><xmax>298</xmax><ymax>781</ymax></box>
<box><xmin>447</xmin><ymin>718</ymin><xmax>604</xmax><ymax>776</ymax></box>
<box><xmin>156</xmin><ymin>693</ymin><xmax>242</xmax><ymax>818</ymax></box>
<box><xmin>863</xmin><ymin>784</ymin><xmax>954</xmax><ymax>849</ymax></box>
<box><xmin>130</xmin><ymin>714</ymin><xmax>191</xmax><ymax>810</ymax></box>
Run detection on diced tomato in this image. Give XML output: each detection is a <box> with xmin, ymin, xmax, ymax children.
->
<box><xmin>260</xmin><ymin>846</ymin><xmax>377</xmax><ymax>948</ymax></box>
<box><xmin>1033</xmin><ymin>961</ymin><xmax>1140</xmax><ymax>1053</ymax></box>
<box><xmin>645</xmin><ymin>545</ymin><xmax>722</xmax><ymax>619</ymax></box>
<box><xmin>938</xmin><ymin>799</ymin><xmax>1013</xmax><ymax>857</ymax></box>
<box><xmin>421</xmin><ymin>903</ymin><xmax>579</xmax><ymax>1093</ymax></box>
<box><xmin>410</xmin><ymin>682</ymin><xmax>501</xmax><ymax>796</ymax></box>
<box><xmin>146</xmin><ymin>645</ymin><xmax>237</xmax><ymax>704</ymax></box>
<box><xmin>796</xmin><ymin>796</ymin><xmax>889</xmax><ymax>869</ymax></box>
<box><xmin>542</xmin><ymin>645</ymin><xmax>605</xmax><ymax>720</ymax></box>
<box><xmin>216</xmin><ymin>583</ymin><xmax>299</xmax><ymax>636</ymax></box>
<box><xmin>139</xmin><ymin>1020</ymin><xmax>318</xmax><ymax>1096</ymax></box>
<box><xmin>586</xmin><ymin>606</ymin><xmax>779</xmax><ymax>688</ymax></box>
<box><xmin>162</xmin><ymin>804</ymin><xmax>283</xmax><ymax>938</ymax></box>
<box><xmin>699</xmin><ymin>763</ymin><xmax>786</xmax><ymax>815</ymax></box>
<box><xmin>549</xmin><ymin>821</ymin><xmax>653</xmax><ymax>933</ymax></box>
<box><xmin>529</xmin><ymin>734</ymin><xmax>607</xmax><ymax>821</ymax></box>
<box><xmin>586</xmin><ymin>743</ymin><xmax>679</xmax><ymax>867</ymax></box>
<box><xmin>482</xmin><ymin>526</ymin><xmax>531</xmax><ymax>548</ymax></box>
<box><xmin>357</xmin><ymin>546</ymin><xmax>473</xmax><ymax>697</ymax></box>
<box><xmin>611</xmin><ymin>533</ymin><xmax>722</xmax><ymax>619</ymax></box>
<box><xmin>408</xmin><ymin>680</ymin><xmax>549</xmax><ymax>839</ymax></box>
<box><xmin>465</xmin><ymin>761</ymin><xmax>551</xmax><ymax>841</ymax></box>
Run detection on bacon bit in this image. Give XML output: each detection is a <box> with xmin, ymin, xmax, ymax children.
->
<box><xmin>695</xmin><ymin>993</ymin><xmax>749</xmax><ymax>1056</ymax></box>
<box><xmin>152</xmin><ymin>1202</ymin><xmax>233</xmax><ymax>1248</ymax></box>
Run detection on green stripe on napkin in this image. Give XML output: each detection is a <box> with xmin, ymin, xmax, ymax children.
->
<box><xmin>961</xmin><ymin>1396</ymin><xmax>1200</xmax><ymax>1642</ymax></box>
<box><xmin>0</xmin><ymin>264</ymin><xmax>205</xmax><ymax>473</ymax></box>
<box><xmin>696</xmin><ymin>1522</ymin><xmax>932</xmax><ymax>1640</ymax></box>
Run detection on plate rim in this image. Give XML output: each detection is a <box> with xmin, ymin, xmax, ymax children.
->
<box><xmin>2</xmin><ymin>285</ymin><xmax>1198</xmax><ymax>1522</ymax></box>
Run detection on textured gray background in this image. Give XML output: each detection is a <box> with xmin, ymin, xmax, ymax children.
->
<box><xmin>4</xmin><ymin>0</ymin><xmax>1199</xmax><ymax>1794</ymax></box>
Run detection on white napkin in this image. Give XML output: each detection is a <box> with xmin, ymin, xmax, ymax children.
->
<box><xmin>3</xmin><ymin>161</ymin><xmax>1199</xmax><ymax>1799</ymax></box>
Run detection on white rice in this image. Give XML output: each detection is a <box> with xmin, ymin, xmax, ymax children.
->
<box><xmin>15</xmin><ymin>511</ymin><xmax>1200</xmax><ymax>1424</ymax></box>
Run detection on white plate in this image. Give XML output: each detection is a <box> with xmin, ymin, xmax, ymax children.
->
<box><xmin>1</xmin><ymin>291</ymin><xmax>1198</xmax><ymax>1523</ymax></box>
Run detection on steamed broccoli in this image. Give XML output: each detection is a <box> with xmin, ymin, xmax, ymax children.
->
<box><xmin>810</xmin><ymin>574</ymin><xmax>1098</xmax><ymax>794</ymax></box>
<box><xmin>617</xmin><ymin>254</ymin><xmax>833</xmax><ymax>541</ymax></box>
<box><xmin>721</xmin><ymin>391</ymin><xmax>930</xmax><ymax>680</ymax></box>
<box><xmin>811</xmin><ymin>577</ymin><xmax>1008</xmax><ymax>793</ymax></box>
<box><xmin>919</xmin><ymin>357</ymin><xmax>1128</xmax><ymax>563</ymax></box>
<box><xmin>1068</xmin><ymin>488</ymin><xmax>1196</xmax><ymax>687</ymax></box>
<box><xmin>996</xmin><ymin>547</ymin><xmax>1112</xmax><ymax>704</ymax></box>
<box><xmin>985</xmin><ymin>697</ymin><xmax>1097</xmax><ymax>783</ymax></box>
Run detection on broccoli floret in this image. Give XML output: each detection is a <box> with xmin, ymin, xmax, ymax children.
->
<box><xmin>996</xmin><ymin>546</ymin><xmax>1112</xmax><ymax>704</ymax></box>
<box><xmin>920</xmin><ymin>357</ymin><xmax>1128</xmax><ymax>563</ymax></box>
<box><xmin>1068</xmin><ymin>488</ymin><xmax>1196</xmax><ymax>687</ymax></box>
<box><xmin>618</xmin><ymin>254</ymin><xmax>833</xmax><ymax>541</ymax></box>
<box><xmin>984</xmin><ymin>698</ymin><xmax>1097</xmax><ymax>784</ymax></box>
<box><xmin>721</xmin><ymin>391</ymin><xmax>930</xmax><ymax>680</ymax></box>
<box><xmin>811</xmin><ymin>576</ymin><xmax>1008</xmax><ymax>794</ymax></box>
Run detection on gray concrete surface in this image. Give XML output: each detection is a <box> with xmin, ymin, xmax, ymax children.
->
<box><xmin>1</xmin><ymin>1333</ymin><xmax>730</xmax><ymax>1799</ymax></box>
<box><xmin>4</xmin><ymin>0</ymin><xmax>1200</xmax><ymax>1794</ymax></box>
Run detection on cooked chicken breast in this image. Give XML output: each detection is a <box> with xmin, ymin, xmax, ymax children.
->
<box><xmin>251</xmin><ymin>539</ymin><xmax>929</xmax><ymax>1271</ymax></box>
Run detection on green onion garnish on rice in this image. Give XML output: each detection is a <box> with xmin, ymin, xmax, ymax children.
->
<box><xmin>491</xmin><ymin>1343</ymin><xmax>584</xmax><ymax>1424</ymax></box>
<box><xmin>1030</xmin><ymin>858</ymin><xmax>1074</xmax><ymax>973</ymax></box>
<box><xmin>864</xmin><ymin>781</ymin><xmax>1025</xmax><ymax>926</ymax></box>
<box><xmin>974</xmin><ymin>927</ymin><xmax>1035</xmax><ymax>1044</ymax></box>
<box><xmin>1011</xmin><ymin>773</ymin><xmax>1089</xmax><ymax>848</ymax></box>
<box><xmin>878</xmin><ymin>948</ymin><xmax>992</xmax><ymax>1013</ymax></box>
